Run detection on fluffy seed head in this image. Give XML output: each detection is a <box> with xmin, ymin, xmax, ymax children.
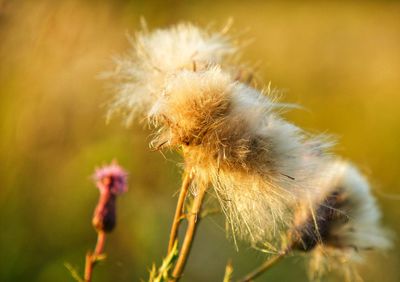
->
<box><xmin>147</xmin><ymin>64</ymin><xmax>332</xmax><ymax>244</ymax></box>
<box><xmin>290</xmin><ymin>160</ymin><xmax>391</xmax><ymax>280</ymax></box>
<box><xmin>108</xmin><ymin>23</ymin><xmax>334</xmax><ymax>246</ymax></box>
<box><xmin>108</xmin><ymin>23</ymin><xmax>236</xmax><ymax>125</ymax></box>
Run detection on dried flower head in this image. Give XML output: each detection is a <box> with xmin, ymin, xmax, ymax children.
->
<box><xmin>290</xmin><ymin>160</ymin><xmax>391</xmax><ymax>281</ymax></box>
<box><xmin>108</xmin><ymin>22</ymin><xmax>236</xmax><ymax>125</ymax></box>
<box><xmin>151</xmin><ymin>66</ymin><xmax>333</xmax><ymax>244</ymax></box>
<box><xmin>108</xmin><ymin>23</ymin><xmax>333</xmax><ymax>246</ymax></box>
<box><xmin>92</xmin><ymin>161</ymin><xmax>128</xmax><ymax>232</ymax></box>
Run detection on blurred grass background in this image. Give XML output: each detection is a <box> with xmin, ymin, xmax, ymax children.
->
<box><xmin>1</xmin><ymin>0</ymin><xmax>399</xmax><ymax>281</ymax></box>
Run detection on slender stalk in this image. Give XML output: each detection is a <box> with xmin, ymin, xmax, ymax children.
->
<box><xmin>84</xmin><ymin>231</ymin><xmax>106</xmax><ymax>282</ymax></box>
<box><xmin>168</xmin><ymin>173</ymin><xmax>192</xmax><ymax>253</ymax></box>
<box><xmin>236</xmin><ymin>247</ymin><xmax>291</xmax><ymax>282</ymax></box>
<box><xmin>169</xmin><ymin>185</ymin><xmax>207</xmax><ymax>281</ymax></box>
<box><xmin>93</xmin><ymin>231</ymin><xmax>106</xmax><ymax>256</ymax></box>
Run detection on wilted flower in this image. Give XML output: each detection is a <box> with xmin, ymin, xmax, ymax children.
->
<box><xmin>290</xmin><ymin>160</ymin><xmax>391</xmax><ymax>281</ymax></box>
<box><xmin>92</xmin><ymin>161</ymin><xmax>128</xmax><ymax>232</ymax></box>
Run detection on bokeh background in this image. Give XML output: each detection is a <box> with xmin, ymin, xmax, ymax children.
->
<box><xmin>1</xmin><ymin>0</ymin><xmax>399</xmax><ymax>281</ymax></box>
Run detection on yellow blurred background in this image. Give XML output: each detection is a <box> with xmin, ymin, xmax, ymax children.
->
<box><xmin>1</xmin><ymin>1</ymin><xmax>399</xmax><ymax>281</ymax></box>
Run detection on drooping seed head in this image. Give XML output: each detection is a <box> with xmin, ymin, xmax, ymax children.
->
<box><xmin>290</xmin><ymin>160</ymin><xmax>392</xmax><ymax>280</ymax></box>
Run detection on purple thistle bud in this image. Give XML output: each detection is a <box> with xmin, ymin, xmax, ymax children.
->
<box><xmin>92</xmin><ymin>161</ymin><xmax>128</xmax><ymax>233</ymax></box>
<box><xmin>94</xmin><ymin>161</ymin><xmax>128</xmax><ymax>195</ymax></box>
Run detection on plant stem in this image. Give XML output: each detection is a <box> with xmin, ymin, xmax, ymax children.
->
<box><xmin>94</xmin><ymin>230</ymin><xmax>106</xmax><ymax>256</ymax></box>
<box><xmin>168</xmin><ymin>172</ymin><xmax>191</xmax><ymax>253</ymax></box>
<box><xmin>84</xmin><ymin>231</ymin><xmax>106</xmax><ymax>282</ymax></box>
<box><xmin>236</xmin><ymin>248</ymin><xmax>291</xmax><ymax>282</ymax></box>
<box><xmin>169</xmin><ymin>185</ymin><xmax>207</xmax><ymax>281</ymax></box>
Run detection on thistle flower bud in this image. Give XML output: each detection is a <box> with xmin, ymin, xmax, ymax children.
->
<box><xmin>92</xmin><ymin>162</ymin><xmax>128</xmax><ymax>233</ymax></box>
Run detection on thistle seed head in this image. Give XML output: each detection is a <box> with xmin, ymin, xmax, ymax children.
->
<box><xmin>290</xmin><ymin>160</ymin><xmax>392</xmax><ymax>280</ymax></box>
<box><xmin>107</xmin><ymin>23</ymin><xmax>236</xmax><ymax>125</ymax></box>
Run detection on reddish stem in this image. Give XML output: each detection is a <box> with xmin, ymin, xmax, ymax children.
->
<box><xmin>84</xmin><ymin>231</ymin><xmax>106</xmax><ymax>282</ymax></box>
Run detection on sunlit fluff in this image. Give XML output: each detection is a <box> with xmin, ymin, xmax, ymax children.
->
<box><xmin>107</xmin><ymin>23</ymin><xmax>236</xmax><ymax>125</ymax></box>
<box><xmin>108</xmin><ymin>23</ymin><xmax>334</xmax><ymax>245</ymax></box>
<box><xmin>140</xmin><ymin>63</ymin><xmax>330</xmax><ymax>245</ymax></box>
<box><xmin>290</xmin><ymin>160</ymin><xmax>391</xmax><ymax>281</ymax></box>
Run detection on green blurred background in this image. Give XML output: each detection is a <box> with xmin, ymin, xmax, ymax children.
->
<box><xmin>1</xmin><ymin>0</ymin><xmax>399</xmax><ymax>281</ymax></box>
